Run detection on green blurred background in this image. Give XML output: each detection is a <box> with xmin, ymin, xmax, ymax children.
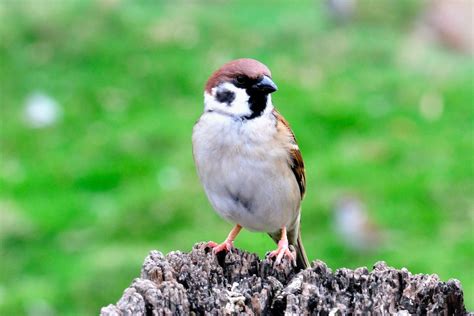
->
<box><xmin>0</xmin><ymin>0</ymin><xmax>472</xmax><ymax>314</ymax></box>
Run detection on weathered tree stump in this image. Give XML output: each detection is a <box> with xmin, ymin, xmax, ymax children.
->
<box><xmin>101</xmin><ymin>242</ymin><xmax>468</xmax><ymax>315</ymax></box>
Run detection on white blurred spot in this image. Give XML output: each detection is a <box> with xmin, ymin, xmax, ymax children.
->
<box><xmin>334</xmin><ymin>196</ymin><xmax>382</xmax><ymax>251</ymax></box>
<box><xmin>326</xmin><ymin>0</ymin><xmax>357</xmax><ymax>22</ymax></box>
<box><xmin>24</xmin><ymin>92</ymin><xmax>61</xmax><ymax>128</ymax></box>
<box><xmin>419</xmin><ymin>92</ymin><xmax>444</xmax><ymax>121</ymax></box>
<box><xmin>399</xmin><ymin>0</ymin><xmax>473</xmax><ymax>69</ymax></box>
<box><xmin>424</xmin><ymin>0</ymin><xmax>474</xmax><ymax>55</ymax></box>
<box><xmin>26</xmin><ymin>299</ymin><xmax>56</xmax><ymax>316</ymax></box>
<box><xmin>157</xmin><ymin>166</ymin><xmax>182</xmax><ymax>190</ymax></box>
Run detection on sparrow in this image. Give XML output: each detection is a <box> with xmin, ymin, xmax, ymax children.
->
<box><xmin>334</xmin><ymin>196</ymin><xmax>384</xmax><ymax>252</ymax></box>
<box><xmin>192</xmin><ymin>58</ymin><xmax>310</xmax><ymax>270</ymax></box>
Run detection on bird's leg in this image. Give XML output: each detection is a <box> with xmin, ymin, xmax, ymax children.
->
<box><xmin>268</xmin><ymin>226</ymin><xmax>296</xmax><ymax>266</ymax></box>
<box><xmin>207</xmin><ymin>224</ymin><xmax>242</xmax><ymax>254</ymax></box>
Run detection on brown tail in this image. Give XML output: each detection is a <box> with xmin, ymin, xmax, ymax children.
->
<box><xmin>294</xmin><ymin>229</ymin><xmax>310</xmax><ymax>270</ymax></box>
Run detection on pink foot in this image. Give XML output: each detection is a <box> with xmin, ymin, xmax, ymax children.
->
<box><xmin>207</xmin><ymin>240</ymin><xmax>234</xmax><ymax>254</ymax></box>
<box><xmin>268</xmin><ymin>239</ymin><xmax>296</xmax><ymax>266</ymax></box>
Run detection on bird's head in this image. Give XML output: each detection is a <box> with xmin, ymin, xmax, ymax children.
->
<box><xmin>204</xmin><ymin>58</ymin><xmax>278</xmax><ymax>120</ymax></box>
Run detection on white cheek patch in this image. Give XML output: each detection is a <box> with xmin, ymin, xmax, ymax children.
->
<box><xmin>204</xmin><ymin>83</ymin><xmax>252</xmax><ymax>117</ymax></box>
<box><xmin>264</xmin><ymin>95</ymin><xmax>274</xmax><ymax>115</ymax></box>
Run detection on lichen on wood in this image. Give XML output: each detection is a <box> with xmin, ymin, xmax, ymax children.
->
<box><xmin>100</xmin><ymin>242</ymin><xmax>468</xmax><ymax>315</ymax></box>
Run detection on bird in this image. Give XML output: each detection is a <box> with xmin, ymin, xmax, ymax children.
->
<box><xmin>334</xmin><ymin>196</ymin><xmax>384</xmax><ymax>252</ymax></box>
<box><xmin>192</xmin><ymin>58</ymin><xmax>310</xmax><ymax>270</ymax></box>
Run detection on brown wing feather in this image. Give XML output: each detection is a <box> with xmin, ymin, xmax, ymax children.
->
<box><xmin>273</xmin><ymin>109</ymin><xmax>306</xmax><ymax>199</ymax></box>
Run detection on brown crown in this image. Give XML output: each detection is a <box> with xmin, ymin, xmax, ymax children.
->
<box><xmin>205</xmin><ymin>58</ymin><xmax>272</xmax><ymax>93</ymax></box>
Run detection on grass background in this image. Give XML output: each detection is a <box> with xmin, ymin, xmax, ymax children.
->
<box><xmin>0</xmin><ymin>0</ymin><xmax>472</xmax><ymax>314</ymax></box>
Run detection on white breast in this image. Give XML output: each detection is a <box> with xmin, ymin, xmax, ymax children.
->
<box><xmin>192</xmin><ymin>111</ymin><xmax>301</xmax><ymax>233</ymax></box>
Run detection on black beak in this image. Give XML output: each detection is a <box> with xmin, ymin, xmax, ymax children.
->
<box><xmin>251</xmin><ymin>75</ymin><xmax>278</xmax><ymax>94</ymax></box>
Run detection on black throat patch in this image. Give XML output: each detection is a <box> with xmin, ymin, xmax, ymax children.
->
<box><xmin>244</xmin><ymin>91</ymin><xmax>267</xmax><ymax>120</ymax></box>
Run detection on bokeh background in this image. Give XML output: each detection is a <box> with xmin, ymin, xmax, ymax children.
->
<box><xmin>1</xmin><ymin>0</ymin><xmax>473</xmax><ymax>314</ymax></box>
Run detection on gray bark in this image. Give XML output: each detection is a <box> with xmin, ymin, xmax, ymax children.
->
<box><xmin>101</xmin><ymin>242</ymin><xmax>468</xmax><ymax>315</ymax></box>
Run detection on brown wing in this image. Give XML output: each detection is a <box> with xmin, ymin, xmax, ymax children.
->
<box><xmin>273</xmin><ymin>109</ymin><xmax>306</xmax><ymax>199</ymax></box>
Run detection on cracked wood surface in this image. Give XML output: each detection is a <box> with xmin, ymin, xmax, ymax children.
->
<box><xmin>101</xmin><ymin>243</ymin><xmax>468</xmax><ymax>315</ymax></box>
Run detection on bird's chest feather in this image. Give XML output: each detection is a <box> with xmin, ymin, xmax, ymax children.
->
<box><xmin>193</xmin><ymin>114</ymin><xmax>288</xmax><ymax>181</ymax></box>
<box><xmin>192</xmin><ymin>113</ymin><xmax>299</xmax><ymax>232</ymax></box>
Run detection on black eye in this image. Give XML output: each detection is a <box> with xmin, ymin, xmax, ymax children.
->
<box><xmin>234</xmin><ymin>75</ymin><xmax>247</xmax><ymax>86</ymax></box>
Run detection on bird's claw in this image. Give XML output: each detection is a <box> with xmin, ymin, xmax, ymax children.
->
<box><xmin>268</xmin><ymin>240</ymin><xmax>296</xmax><ymax>267</ymax></box>
<box><xmin>207</xmin><ymin>240</ymin><xmax>234</xmax><ymax>254</ymax></box>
